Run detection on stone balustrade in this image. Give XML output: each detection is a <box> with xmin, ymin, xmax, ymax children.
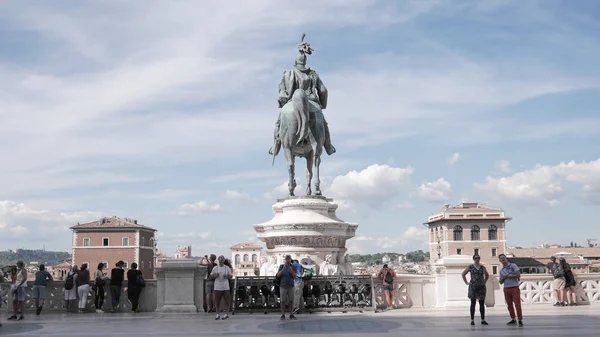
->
<box><xmin>1</xmin><ymin>280</ymin><xmax>157</xmax><ymax>313</ymax></box>
<box><xmin>3</xmin><ymin>272</ymin><xmax>599</xmax><ymax>313</ymax></box>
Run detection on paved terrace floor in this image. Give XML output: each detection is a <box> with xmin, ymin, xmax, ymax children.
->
<box><xmin>1</xmin><ymin>306</ymin><xmax>599</xmax><ymax>336</ymax></box>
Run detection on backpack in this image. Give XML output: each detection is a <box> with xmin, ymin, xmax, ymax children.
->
<box><xmin>274</xmin><ymin>265</ymin><xmax>283</xmax><ymax>287</ymax></box>
<box><xmin>302</xmin><ymin>268</ymin><xmax>313</xmax><ymax>281</ymax></box>
<box><xmin>137</xmin><ymin>273</ymin><xmax>146</xmax><ymax>288</ymax></box>
<box><xmin>384</xmin><ymin>270</ymin><xmax>394</xmax><ymax>284</ymax></box>
<box><xmin>65</xmin><ymin>272</ymin><xmax>75</xmax><ymax>290</ymax></box>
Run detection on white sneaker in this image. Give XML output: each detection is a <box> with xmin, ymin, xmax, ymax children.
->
<box><xmin>222</xmin><ymin>314</ymin><xmax>229</xmax><ymax>320</ymax></box>
<box><xmin>215</xmin><ymin>314</ymin><xmax>221</xmax><ymax>320</ymax></box>
<box><xmin>96</xmin><ymin>309</ymin><xmax>103</xmax><ymax>313</ymax></box>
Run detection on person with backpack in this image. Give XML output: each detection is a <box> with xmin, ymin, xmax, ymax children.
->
<box><xmin>109</xmin><ymin>261</ymin><xmax>125</xmax><ymax>312</ymax></box>
<box><xmin>94</xmin><ymin>262</ymin><xmax>108</xmax><ymax>313</ymax></box>
<box><xmin>76</xmin><ymin>263</ymin><xmax>91</xmax><ymax>313</ymax></box>
<box><xmin>64</xmin><ymin>265</ymin><xmax>78</xmax><ymax>312</ymax></box>
<box><xmin>33</xmin><ymin>264</ymin><xmax>53</xmax><ymax>315</ymax></box>
<box><xmin>377</xmin><ymin>264</ymin><xmax>396</xmax><ymax>310</ymax></box>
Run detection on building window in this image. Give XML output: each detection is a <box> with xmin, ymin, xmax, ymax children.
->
<box><xmin>123</xmin><ymin>261</ymin><xmax>129</xmax><ymax>269</ymax></box>
<box><xmin>453</xmin><ymin>226</ymin><xmax>463</xmax><ymax>241</ymax></box>
<box><xmin>102</xmin><ymin>261</ymin><xmax>108</xmax><ymax>269</ymax></box>
<box><xmin>235</xmin><ymin>254</ymin><xmax>240</xmax><ymax>267</ymax></box>
<box><xmin>141</xmin><ymin>237</ymin><xmax>145</xmax><ymax>247</ymax></box>
<box><xmin>141</xmin><ymin>261</ymin><xmax>144</xmax><ymax>270</ymax></box>
<box><xmin>252</xmin><ymin>254</ymin><xmax>258</xmax><ymax>263</ymax></box>
<box><xmin>103</xmin><ymin>238</ymin><xmax>109</xmax><ymax>246</ymax></box>
<box><xmin>243</xmin><ymin>254</ymin><xmax>249</xmax><ymax>262</ymax></box>
<box><xmin>488</xmin><ymin>225</ymin><xmax>498</xmax><ymax>240</ymax></box>
<box><xmin>492</xmin><ymin>265</ymin><xmax>498</xmax><ymax>275</ymax></box>
<box><xmin>491</xmin><ymin>248</ymin><xmax>497</xmax><ymax>257</ymax></box>
<box><xmin>122</xmin><ymin>237</ymin><xmax>129</xmax><ymax>246</ymax></box>
<box><xmin>149</xmin><ymin>261</ymin><xmax>152</xmax><ymax>269</ymax></box>
<box><xmin>471</xmin><ymin>225</ymin><xmax>480</xmax><ymax>241</ymax></box>
<box><xmin>456</xmin><ymin>248</ymin><xmax>462</xmax><ymax>255</ymax></box>
<box><xmin>474</xmin><ymin>248</ymin><xmax>480</xmax><ymax>256</ymax></box>
<box><xmin>83</xmin><ymin>238</ymin><xmax>91</xmax><ymax>247</ymax></box>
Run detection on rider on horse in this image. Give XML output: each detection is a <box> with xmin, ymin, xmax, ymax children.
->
<box><xmin>269</xmin><ymin>36</ymin><xmax>336</xmax><ymax>157</ymax></box>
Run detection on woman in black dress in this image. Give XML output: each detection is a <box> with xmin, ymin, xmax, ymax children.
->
<box><xmin>560</xmin><ymin>257</ymin><xmax>577</xmax><ymax>306</ymax></box>
<box><xmin>462</xmin><ymin>255</ymin><xmax>490</xmax><ymax>326</ymax></box>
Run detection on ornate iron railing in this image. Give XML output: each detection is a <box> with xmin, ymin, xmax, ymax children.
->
<box><xmin>1</xmin><ymin>280</ymin><xmax>156</xmax><ymax>312</ymax></box>
<box><xmin>229</xmin><ymin>276</ymin><xmax>375</xmax><ymax>313</ymax></box>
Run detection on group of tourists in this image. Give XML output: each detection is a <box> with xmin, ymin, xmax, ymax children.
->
<box><xmin>0</xmin><ymin>259</ymin><xmax>146</xmax><ymax>328</ymax></box>
<box><xmin>547</xmin><ymin>255</ymin><xmax>578</xmax><ymax>306</ymax></box>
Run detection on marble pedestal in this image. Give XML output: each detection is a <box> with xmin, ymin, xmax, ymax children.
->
<box><xmin>254</xmin><ymin>196</ymin><xmax>358</xmax><ymax>275</ymax></box>
<box><xmin>156</xmin><ymin>259</ymin><xmax>206</xmax><ymax>312</ymax></box>
<box><xmin>434</xmin><ymin>255</ymin><xmax>473</xmax><ymax>308</ymax></box>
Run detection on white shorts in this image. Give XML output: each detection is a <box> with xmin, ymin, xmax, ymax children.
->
<box><xmin>65</xmin><ymin>288</ymin><xmax>77</xmax><ymax>300</ymax></box>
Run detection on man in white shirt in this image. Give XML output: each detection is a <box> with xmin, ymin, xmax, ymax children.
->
<box><xmin>209</xmin><ymin>255</ymin><xmax>233</xmax><ymax>320</ymax></box>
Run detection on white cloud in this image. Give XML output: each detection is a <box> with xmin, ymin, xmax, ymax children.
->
<box><xmin>475</xmin><ymin>158</ymin><xmax>600</xmax><ymax>205</ymax></box>
<box><xmin>347</xmin><ymin>226</ymin><xmax>429</xmax><ymax>254</ymax></box>
<box><xmin>223</xmin><ymin>190</ymin><xmax>255</xmax><ymax>203</ymax></box>
<box><xmin>177</xmin><ymin>201</ymin><xmax>221</xmax><ymax>215</ymax></box>
<box><xmin>0</xmin><ymin>200</ymin><xmax>102</xmax><ymax>248</ymax></box>
<box><xmin>447</xmin><ymin>153</ymin><xmax>461</xmax><ymax>166</ymax></box>
<box><xmin>416</xmin><ymin>178</ymin><xmax>452</xmax><ymax>202</ymax></box>
<box><xmin>495</xmin><ymin>160</ymin><xmax>512</xmax><ymax>173</ymax></box>
<box><xmin>328</xmin><ymin>164</ymin><xmax>414</xmax><ymax>207</ymax></box>
<box><xmin>394</xmin><ymin>202</ymin><xmax>415</xmax><ymax>209</ymax></box>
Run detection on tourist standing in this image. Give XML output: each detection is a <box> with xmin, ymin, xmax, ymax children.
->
<box><xmin>127</xmin><ymin>263</ymin><xmax>144</xmax><ymax>313</ymax></box>
<box><xmin>498</xmin><ymin>254</ymin><xmax>523</xmax><ymax>326</ymax></box>
<box><xmin>277</xmin><ymin>255</ymin><xmax>297</xmax><ymax>320</ymax></box>
<box><xmin>94</xmin><ymin>262</ymin><xmax>108</xmax><ymax>313</ymax></box>
<box><xmin>8</xmin><ymin>261</ymin><xmax>27</xmax><ymax>321</ymax></box>
<box><xmin>64</xmin><ymin>265</ymin><xmax>78</xmax><ymax>312</ymax></box>
<box><xmin>109</xmin><ymin>261</ymin><xmax>125</xmax><ymax>312</ymax></box>
<box><xmin>292</xmin><ymin>259</ymin><xmax>304</xmax><ymax>314</ymax></box>
<box><xmin>547</xmin><ymin>256</ymin><xmax>566</xmax><ymax>306</ymax></box>
<box><xmin>201</xmin><ymin>254</ymin><xmax>217</xmax><ymax>312</ymax></box>
<box><xmin>377</xmin><ymin>264</ymin><xmax>396</xmax><ymax>309</ymax></box>
<box><xmin>462</xmin><ymin>255</ymin><xmax>489</xmax><ymax>326</ymax></box>
<box><xmin>224</xmin><ymin>259</ymin><xmax>235</xmax><ymax>313</ymax></box>
<box><xmin>560</xmin><ymin>257</ymin><xmax>577</xmax><ymax>306</ymax></box>
<box><xmin>33</xmin><ymin>264</ymin><xmax>53</xmax><ymax>315</ymax></box>
<box><xmin>77</xmin><ymin>263</ymin><xmax>91</xmax><ymax>313</ymax></box>
<box><xmin>210</xmin><ymin>255</ymin><xmax>232</xmax><ymax>320</ymax></box>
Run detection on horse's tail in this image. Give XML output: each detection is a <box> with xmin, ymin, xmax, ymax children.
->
<box><xmin>291</xmin><ymin>89</ymin><xmax>309</xmax><ymax>145</ymax></box>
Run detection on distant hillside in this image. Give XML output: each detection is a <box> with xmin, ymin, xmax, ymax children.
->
<box><xmin>349</xmin><ymin>250</ymin><xmax>429</xmax><ymax>265</ymax></box>
<box><xmin>0</xmin><ymin>249</ymin><xmax>71</xmax><ymax>267</ymax></box>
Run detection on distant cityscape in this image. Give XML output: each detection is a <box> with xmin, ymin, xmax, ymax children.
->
<box><xmin>1</xmin><ymin>202</ymin><xmax>599</xmax><ymax>281</ymax></box>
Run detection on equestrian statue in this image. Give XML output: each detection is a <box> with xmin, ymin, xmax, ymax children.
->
<box><xmin>269</xmin><ymin>34</ymin><xmax>336</xmax><ymax>197</ymax></box>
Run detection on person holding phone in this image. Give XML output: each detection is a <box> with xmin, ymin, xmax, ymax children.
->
<box><xmin>210</xmin><ymin>255</ymin><xmax>232</xmax><ymax>320</ymax></box>
<box><xmin>277</xmin><ymin>255</ymin><xmax>297</xmax><ymax>320</ymax></box>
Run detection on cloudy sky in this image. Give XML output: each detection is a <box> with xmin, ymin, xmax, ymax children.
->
<box><xmin>1</xmin><ymin>1</ymin><xmax>599</xmax><ymax>257</ymax></box>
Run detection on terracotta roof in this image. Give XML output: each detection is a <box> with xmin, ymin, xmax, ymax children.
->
<box><xmin>230</xmin><ymin>243</ymin><xmax>263</xmax><ymax>249</ymax></box>
<box><xmin>508</xmin><ymin>247</ymin><xmax>600</xmax><ymax>258</ymax></box>
<box><xmin>70</xmin><ymin>216</ymin><xmax>156</xmax><ymax>231</ymax></box>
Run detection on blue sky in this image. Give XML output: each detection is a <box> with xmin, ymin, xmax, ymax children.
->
<box><xmin>1</xmin><ymin>0</ymin><xmax>599</xmax><ymax>257</ymax></box>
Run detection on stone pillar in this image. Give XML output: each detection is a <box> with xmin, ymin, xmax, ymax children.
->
<box><xmin>155</xmin><ymin>259</ymin><xmax>206</xmax><ymax>312</ymax></box>
<box><xmin>434</xmin><ymin>255</ymin><xmax>472</xmax><ymax>308</ymax></box>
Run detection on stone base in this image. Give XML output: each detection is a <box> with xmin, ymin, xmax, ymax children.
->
<box><xmin>158</xmin><ymin>304</ymin><xmax>199</xmax><ymax>313</ymax></box>
<box><xmin>254</xmin><ymin>196</ymin><xmax>358</xmax><ymax>276</ymax></box>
